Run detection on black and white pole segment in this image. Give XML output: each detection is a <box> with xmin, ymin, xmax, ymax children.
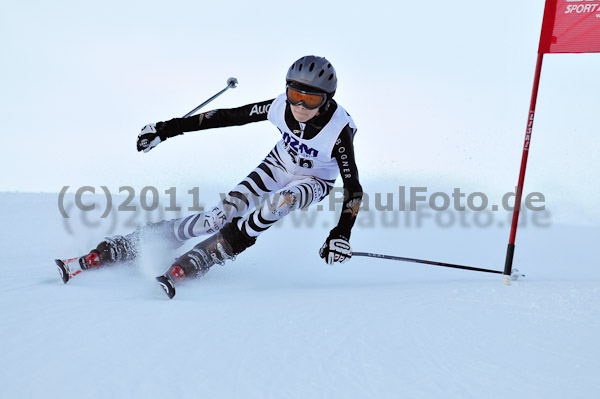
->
<box><xmin>182</xmin><ymin>77</ymin><xmax>238</xmax><ymax>118</ymax></box>
<box><xmin>355</xmin><ymin>252</ymin><xmax>500</xmax><ymax>274</ymax></box>
<box><xmin>354</xmin><ymin>252</ymin><xmax>524</xmax><ymax>280</ymax></box>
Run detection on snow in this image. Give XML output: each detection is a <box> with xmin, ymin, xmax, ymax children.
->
<box><xmin>1</xmin><ymin>191</ymin><xmax>598</xmax><ymax>398</ymax></box>
<box><xmin>2</xmin><ymin>0</ymin><xmax>599</xmax><ymax>396</ymax></box>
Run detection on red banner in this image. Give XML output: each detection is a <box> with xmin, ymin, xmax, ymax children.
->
<box><xmin>539</xmin><ymin>0</ymin><xmax>600</xmax><ymax>53</ymax></box>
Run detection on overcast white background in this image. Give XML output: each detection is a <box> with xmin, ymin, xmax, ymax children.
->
<box><xmin>1</xmin><ymin>5</ymin><xmax>599</xmax><ymax>396</ymax></box>
<box><xmin>1</xmin><ymin>0</ymin><xmax>599</xmax><ymax>224</ymax></box>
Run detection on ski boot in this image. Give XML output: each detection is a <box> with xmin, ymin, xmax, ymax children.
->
<box><xmin>156</xmin><ymin>218</ymin><xmax>256</xmax><ymax>299</ymax></box>
<box><xmin>54</xmin><ymin>235</ymin><xmax>139</xmax><ymax>284</ymax></box>
<box><xmin>55</xmin><ymin>251</ymin><xmax>101</xmax><ymax>283</ymax></box>
<box><xmin>55</xmin><ymin>219</ymin><xmax>179</xmax><ymax>284</ymax></box>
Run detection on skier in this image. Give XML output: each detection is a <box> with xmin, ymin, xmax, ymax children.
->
<box><xmin>56</xmin><ymin>55</ymin><xmax>363</xmax><ymax>298</ymax></box>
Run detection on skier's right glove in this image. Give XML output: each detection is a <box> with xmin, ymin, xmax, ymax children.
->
<box><xmin>137</xmin><ymin>119</ymin><xmax>183</xmax><ymax>153</ymax></box>
<box><xmin>137</xmin><ymin>123</ymin><xmax>162</xmax><ymax>153</ymax></box>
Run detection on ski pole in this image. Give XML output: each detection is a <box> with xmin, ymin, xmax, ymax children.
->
<box><xmin>353</xmin><ymin>251</ymin><xmax>524</xmax><ymax>280</ymax></box>
<box><xmin>182</xmin><ymin>77</ymin><xmax>238</xmax><ymax>118</ymax></box>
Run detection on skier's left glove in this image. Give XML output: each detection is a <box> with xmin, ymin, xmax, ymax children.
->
<box><xmin>319</xmin><ymin>234</ymin><xmax>352</xmax><ymax>265</ymax></box>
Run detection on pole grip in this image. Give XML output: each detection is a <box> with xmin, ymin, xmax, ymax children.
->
<box><xmin>182</xmin><ymin>77</ymin><xmax>238</xmax><ymax>118</ymax></box>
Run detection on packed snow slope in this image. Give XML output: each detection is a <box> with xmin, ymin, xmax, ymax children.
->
<box><xmin>0</xmin><ymin>192</ymin><xmax>598</xmax><ymax>399</ymax></box>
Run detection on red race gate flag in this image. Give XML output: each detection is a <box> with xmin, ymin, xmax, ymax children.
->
<box><xmin>539</xmin><ymin>0</ymin><xmax>600</xmax><ymax>53</ymax></box>
<box><xmin>503</xmin><ymin>0</ymin><xmax>600</xmax><ymax>283</ymax></box>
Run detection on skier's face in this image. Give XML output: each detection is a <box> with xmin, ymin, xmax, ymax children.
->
<box><xmin>290</xmin><ymin>103</ymin><xmax>319</xmax><ymax>123</ymax></box>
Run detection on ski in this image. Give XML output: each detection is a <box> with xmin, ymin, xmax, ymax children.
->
<box><xmin>54</xmin><ymin>251</ymin><xmax>100</xmax><ymax>284</ymax></box>
<box><xmin>54</xmin><ymin>257</ymin><xmax>84</xmax><ymax>284</ymax></box>
<box><xmin>156</xmin><ymin>275</ymin><xmax>176</xmax><ymax>299</ymax></box>
<box><xmin>54</xmin><ymin>255</ymin><xmax>177</xmax><ymax>300</ymax></box>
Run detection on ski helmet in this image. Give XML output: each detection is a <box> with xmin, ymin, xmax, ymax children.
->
<box><xmin>286</xmin><ymin>56</ymin><xmax>337</xmax><ymax>94</ymax></box>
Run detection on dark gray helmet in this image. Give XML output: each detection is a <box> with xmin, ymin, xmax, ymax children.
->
<box><xmin>286</xmin><ymin>56</ymin><xmax>337</xmax><ymax>94</ymax></box>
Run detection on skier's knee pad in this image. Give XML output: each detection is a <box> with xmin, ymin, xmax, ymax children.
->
<box><xmin>278</xmin><ymin>190</ymin><xmax>298</xmax><ymax>210</ymax></box>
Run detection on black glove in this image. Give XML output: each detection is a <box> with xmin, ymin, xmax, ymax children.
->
<box><xmin>137</xmin><ymin>123</ymin><xmax>162</xmax><ymax>152</ymax></box>
<box><xmin>319</xmin><ymin>234</ymin><xmax>352</xmax><ymax>265</ymax></box>
<box><xmin>136</xmin><ymin>120</ymin><xmax>182</xmax><ymax>153</ymax></box>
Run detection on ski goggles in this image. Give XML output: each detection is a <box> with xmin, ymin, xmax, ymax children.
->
<box><xmin>286</xmin><ymin>85</ymin><xmax>327</xmax><ymax>110</ymax></box>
